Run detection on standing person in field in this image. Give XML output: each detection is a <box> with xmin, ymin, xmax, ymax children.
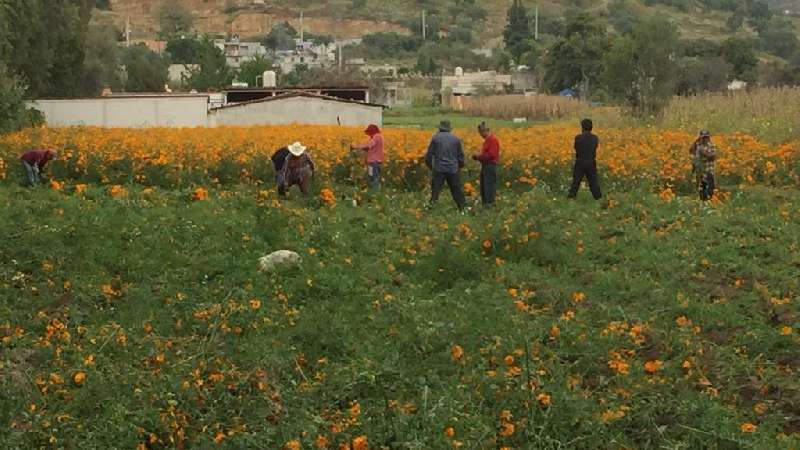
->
<box><xmin>567</xmin><ymin>119</ymin><xmax>602</xmax><ymax>200</ymax></box>
<box><xmin>425</xmin><ymin>120</ymin><xmax>466</xmax><ymax>211</ymax></box>
<box><xmin>689</xmin><ymin>130</ymin><xmax>717</xmax><ymax>201</ymax></box>
<box><xmin>350</xmin><ymin>124</ymin><xmax>384</xmax><ymax>190</ymax></box>
<box><xmin>20</xmin><ymin>149</ymin><xmax>58</xmax><ymax>187</ymax></box>
<box><xmin>277</xmin><ymin>142</ymin><xmax>315</xmax><ymax>197</ymax></box>
<box><xmin>472</xmin><ymin>122</ymin><xmax>500</xmax><ymax>208</ymax></box>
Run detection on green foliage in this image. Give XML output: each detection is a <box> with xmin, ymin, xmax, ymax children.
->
<box><xmin>0</xmin><ymin>0</ymin><xmax>94</xmax><ymax>98</ymax></box>
<box><xmin>676</xmin><ymin>57</ymin><xmax>732</xmax><ymax>95</ymax></box>
<box><xmin>607</xmin><ymin>0</ymin><xmax>641</xmax><ymax>34</ymax></box>
<box><xmin>185</xmin><ymin>38</ymin><xmax>234</xmax><ymax>92</ymax></box>
<box><xmin>543</xmin><ymin>11</ymin><xmax>609</xmax><ymax>94</ymax></box>
<box><xmin>758</xmin><ymin>17</ymin><xmax>800</xmax><ymax>59</ymax></box>
<box><xmin>1</xmin><ymin>183</ymin><xmax>799</xmax><ymax>448</ymax></box>
<box><xmin>0</xmin><ymin>65</ymin><xmax>43</xmax><ymax>132</ymax></box>
<box><xmin>82</xmin><ymin>14</ymin><xmax>123</xmax><ymax>95</ymax></box>
<box><xmin>166</xmin><ymin>37</ymin><xmax>206</xmax><ymax>64</ymax></box>
<box><xmin>604</xmin><ymin>16</ymin><xmax>680</xmax><ymax>116</ymax></box>
<box><xmin>236</xmin><ymin>55</ymin><xmax>273</xmax><ymax>87</ymax></box>
<box><xmin>263</xmin><ymin>21</ymin><xmax>297</xmax><ymax>51</ymax></box>
<box><xmin>158</xmin><ymin>0</ymin><xmax>193</xmax><ymax>38</ymax></box>
<box><xmin>121</xmin><ymin>44</ymin><xmax>169</xmax><ymax>92</ymax></box>
<box><xmin>721</xmin><ymin>36</ymin><xmax>758</xmax><ymax>80</ymax></box>
<box><xmin>503</xmin><ymin>0</ymin><xmax>533</xmax><ymax>62</ymax></box>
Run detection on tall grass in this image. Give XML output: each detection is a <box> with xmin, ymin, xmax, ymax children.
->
<box><xmin>460</xmin><ymin>94</ymin><xmax>592</xmax><ymax>121</ymax></box>
<box><xmin>661</xmin><ymin>87</ymin><xmax>800</xmax><ymax>144</ymax></box>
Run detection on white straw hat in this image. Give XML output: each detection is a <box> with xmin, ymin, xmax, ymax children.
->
<box><xmin>288</xmin><ymin>142</ymin><xmax>307</xmax><ymax>156</ymax></box>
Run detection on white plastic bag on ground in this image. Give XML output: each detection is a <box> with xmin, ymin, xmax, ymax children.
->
<box><xmin>258</xmin><ymin>250</ymin><xmax>301</xmax><ymax>272</ymax></box>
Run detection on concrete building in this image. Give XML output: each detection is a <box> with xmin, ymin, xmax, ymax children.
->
<box><xmin>28</xmin><ymin>94</ymin><xmax>210</xmax><ymax>128</ymax></box>
<box><xmin>209</xmin><ymin>92</ymin><xmax>383</xmax><ymax>127</ymax></box>
<box><xmin>274</xmin><ymin>39</ymin><xmax>337</xmax><ymax>74</ymax></box>
<box><xmin>442</xmin><ymin>68</ymin><xmax>512</xmax><ymax>96</ymax></box>
<box><xmin>214</xmin><ymin>37</ymin><xmax>268</xmax><ymax>68</ymax></box>
<box><xmin>375</xmin><ymin>81</ymin><xmax>412</xmax><ymax>108</ymax></box>
<box><xmin>29</xmin><ymin>92</ymin><xmax>383</xmax><ymax>128</ymax></box>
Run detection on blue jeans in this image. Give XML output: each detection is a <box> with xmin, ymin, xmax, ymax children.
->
<box><xmin>22</xmin><ymin>161</ymin><xmax>39</xmax><ymax>186</ymax></box>
<box><xmin>367</xmin><ymin>163</ymin><xmax>382</xmax><ymax>190</ymax></box>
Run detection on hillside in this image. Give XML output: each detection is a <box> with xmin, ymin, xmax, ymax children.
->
<box><xmin>109</xmin><ymin>0</ymin><xmax>800</xmax><ymax>43</ymax></box>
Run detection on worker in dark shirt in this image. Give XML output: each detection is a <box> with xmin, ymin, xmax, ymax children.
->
<box><xmin>271</xmin><ymin>146</ymin><xmax>291</xmax><ymax>192</ymax></box>
<box><xmin>567</xmin><ymin>119</ymin><xmax>602</xmax><ymax>200</ymax></box>
<box><xmin>425</xmin><ymin>120</ymin><xmax>466</xmax><ymax>211</ymax></box>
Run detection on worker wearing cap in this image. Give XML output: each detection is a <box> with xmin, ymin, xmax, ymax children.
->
<box><xmin>20</xmin><ymin>149</ymin><xmax>58</xmax><ymax>187</ymax></box>
<box><xmin>425</xmin><ymin>120</ymin><xmax>466</xmax><ymax>211</ymax></box>
<box><xmin>277</xmin><ymin>142</ymin><xmax>315</xmax><ymax>197</ymax></box>
<box><xmin>350</xmin><ymin>124</ymin><xmax>384</xmax><ymax>190</ymax></box>
<box><xmin>690</xmin><ymin>130</ymin><xmax>717</xmax><ymax>201</ymax></box>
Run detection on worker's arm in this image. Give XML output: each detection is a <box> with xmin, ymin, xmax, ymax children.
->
<box><xmin>425</xmin><ymin>139</ymin><xmax>434</xmax><ymax>169</ymax></box>
<box><xmin>457</xmin><ymin>139</ymin><xmax>465</xmax><ymax>169</ymax></box>
<box><xmin>699</xmin><ymin>144</ymin><xmax>716</xmax><ymax>160</ymax></box>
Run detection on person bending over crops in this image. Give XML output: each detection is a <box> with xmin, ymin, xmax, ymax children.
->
<box><xmin>20</xmin><ymin>148</ymin><xmax>58</xmax><ymax>187</ymax></box>
<box><xmin>567</xmin><ymin>119</ymin><xmax>602</xmax><ymax>200</ymax></box>
<box><xmin>276</xmin><ymin>142</ymin><xmax>315</xmax><ymax>197</ymax></box>
<box><xmin>350</xmin><ymin>124</ymin><xmax>385</xmax><ymax>190</ymax></box>
<box><xmin>689</xmin><ymin>130</ymin><xmax>717</xmax><ymax>201</ymax></box>
<box><xmin>425</xmin><ymin>120</ymin><xmax>466</xmax><ymax>211</ymax></box>
<box><xmin>472</xmin><ymin>122</ymin><xmax>500</xmax><ymax>208</ymax></box>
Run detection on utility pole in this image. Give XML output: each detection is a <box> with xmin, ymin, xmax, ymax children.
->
<box><xmin>125</xmin><ymin>17</ymin><xmax>131</xmax><ymax>47</ymax></box>
<box><xmin>300</xmin><ymin>11</ymin><xmax>304</xmax><ymax>43</ymax></box>
<box><xmin>534</xmin><ymin>5</ymin><xmax>539</xmax><ymax>41</ymax></box>
<box><xmin>422</xmin><ymin>10</ymin><xmax>426</xmax><ymax>40</ymax></box>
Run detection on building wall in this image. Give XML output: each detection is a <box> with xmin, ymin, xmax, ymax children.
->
<box><xmin>28</xmin><ymin>97</ymin><xmax>210</xmax><ymax>128</ymax></box>
<box><xmin>209</xmin><ymin>96</ymin><xmax>382</xmax><ymax>127</ymax></box>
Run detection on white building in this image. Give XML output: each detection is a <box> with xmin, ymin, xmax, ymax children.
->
<box><xmin>274</xmin><ymin>39</ymin><xmax>337</xmax><ymax>74</ymax></box>
<box><xmin>442</xmin><ymin>68</ymin><xmax>512</xmax><ymax>96</ymax></box>
<box><xmin>29</xmin><ymin>92</ymin><xmax>383</xmax><ymax>128</ymax></box>
<box><xmin>214</xmin><ymin>37</ymin><xmax>268</xmax><ymax>68</ymax></box>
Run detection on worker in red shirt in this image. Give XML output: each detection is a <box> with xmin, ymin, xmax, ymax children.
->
<box><xmin>350</xmin><ymin>124</ymin><xmax>385</xmax><ymax>190</ymax></box>
<box><xmin>20</xmin><ymin>149</ymin><xmax>58</xmax><ymax>186</ymax></box>
<box><xmin>472</xmin><ymin>122</ymin><xmax>500</xmax><ymax>207</ymax></box>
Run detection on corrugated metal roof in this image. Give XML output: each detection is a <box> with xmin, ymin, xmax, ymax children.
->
<box><xmin>211</xmin><ymin>92</ymin><xmax>385</xmax><ymax>110</ymax></box>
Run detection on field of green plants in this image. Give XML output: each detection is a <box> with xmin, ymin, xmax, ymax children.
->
<box><xmin>1</xmin><ymin>178</ymin><xmax>799</xmax><ymax>449</ymax></box>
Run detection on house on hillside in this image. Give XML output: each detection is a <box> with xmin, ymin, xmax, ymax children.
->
<box><xmin>274</xmin><ymin>38</ymin><xmax>337</xmax><ymax>74</ymax></box>
<box><xmin>441</xmin><ymin>68</ymin><xmax>512</xmax><ymax>109</ymax></box>
<box><xmin>214</xmin><ymin>36</ymin><xmax>268</xmax><ymax>68</ymax></box>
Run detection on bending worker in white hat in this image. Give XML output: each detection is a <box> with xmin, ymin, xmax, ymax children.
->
<box><xmin>275</xmin><ymin>142</ymin><xmax>316</xmax><ymax>197</ymax></box>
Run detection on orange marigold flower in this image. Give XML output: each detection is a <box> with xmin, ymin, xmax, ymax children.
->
<box><xmin>74</xmin><ymin>183</ymin><xmax>87</xmax><ymax>194</ymax></box>
<box><xmin>644</xmin><ymin>360</ymin><xmax>663</xmax><ymax>374</ymax></box>
<box><xmin>444</xmin><ymin>427</ymin><xmax>455</xmax><ymax>437</ymax></box>
<box><xmin>780</xmin><ymin>326</ymin><xmax>792</xmax><ymax>336</ymax></box>
<box><xmin>215</xmin><ymin>432</ymin><xmax>227</xmax><ymax>444</ymax></box>
<box><xmin>503</xmin><ymin>355</ymin><xmax>515</xmax><ymax>366</ymax></box>
<box><xmin>482</xmin><ymin>239</ymin><xmax>493</xmax><ymax>251</ymax></box>
<box><xmin>315</xmin><ymin>435</ymin><xmax>329</xmax><ymax>449</ymax></box>
<box><xmin>537</xmin><ymin>393</ymin><xmax>551</xmax><ymax>407</ymax></box>
<box><xmin>740</xmin><ymin>422</ymin><xmax>757</xmax><ymax>433</ymax></box>
<box><xmin>50</xmin><ymin>180</ymin><xmax>63</xmax><ymax>190</ymax></box>
<box><xmin>192</xmin><ymin>187</ymin><xmax>209</xmax><ymax>201</ymax></box>
<box><xmin>320</xmin><ymin>188</ymin><xmax>337</xmax><ymax>206</ymax></box>
<box><xmin>352</xmin><ymin>435</ymin><xmax>368</xmax><ymax>450</ymax></box>
<box><xmin>499</xmin><ymin>422</ymin><xmax>515</xmax><ymax>437</ymax></box>
<box><xmin>72</xmin><ymin>371</ymin><xmax>87</xmax><ymax>386</ymax></box>
<box><xmin>451</xmin><ymin>345</ymin><xmax>464</xmax><ymax>362</ymax></box>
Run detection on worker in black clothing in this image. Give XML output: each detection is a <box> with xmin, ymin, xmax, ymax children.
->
<box><xmin>567</xmin><ymin>119</ymin><xmax>602</xmax><ymax>200</ymax></box>
<box><xmin>271</xmin><ymin>146</ymin><xmax>291</xmax><ymax>192</ymax></box>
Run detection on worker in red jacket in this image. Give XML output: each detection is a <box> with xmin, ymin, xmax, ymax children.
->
<box><xmin>472</xmin><ymin>122</ymin><xmax>500</xmax><ymax>207</ymax></box>
<box><xmin>20</xmin><ymin>149</ymin><xmax>58</xmax><ymax>186</ymax></box>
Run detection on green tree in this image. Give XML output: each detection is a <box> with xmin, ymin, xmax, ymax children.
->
<box><xmin>543</xmin><ymin>12</ymin><xmax>609</xmax><ymax>95</ymax></box>
<box><xmin>721</xmin><ymin>36</ymin><xmax>758</xmax><ymax>80</ymax></box>
<box><xmin>82</xmin><ymin>14</ymin><xmax>123</xmax><ymax>95</ymax></box>
<box><xmin>185</xmin><ymin>38</ymin><xmax>233</xmax><ymax>91</ymax></box>
<box><xmin>503</xmin><ymin>0</ymin><xmax>532</xmax><ymax>62</ymax></box>
<box><xmin>264</xmin><ymin>22</ymin><xmax>297</xmax><ymax>51</ymax></box>
<box><xmin>166</xmin><ymin>37</ymin><xmax>205</xmax><ymax>64</ymax></box>
<box><xmin>237</xmin><ymin>55</ymin><xmax>273</xmax><ymax>87</ymax></box>
<box><xmin>608</xmin><ymin>0</ymin><xmax>640</xmax><ymax>34</ymax></box>
<box><xmin>416</xmin><ymin>43</ymin><xmax>439</xmax><ymax>74</ymax></box>
<box><xmin>603</xmin><ymin>16</ymin><xmax>680</xmax><ymax>116</ymax></box>
<box><xmin>0</xmin><ymin>64</ymin><xmax>42</xmax><ymax>132</ymax></box>
<box><xmin>121</xmin><ymin>44</ymin><xmax>169</xmax><ymax>92</ymax></box>
<box><xmin>758</xmin><ymin>18</ymin><xmax>800</xmax><ymax>59</ymax></box>
<box><xmin>0</xmin><ymin>0</ymin><xmax>94</xmax><ymax>98</ymax></box>
<box><xmin>158</xmin><ymin>0</ymin><xmax>193</xmax><ymax>38</ymax></box>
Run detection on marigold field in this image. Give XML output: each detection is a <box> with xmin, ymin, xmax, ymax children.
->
<box><xmin>1</xmin><ymin>124</ymin><xmax>799</xmax><ymax>449</ymax></box>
